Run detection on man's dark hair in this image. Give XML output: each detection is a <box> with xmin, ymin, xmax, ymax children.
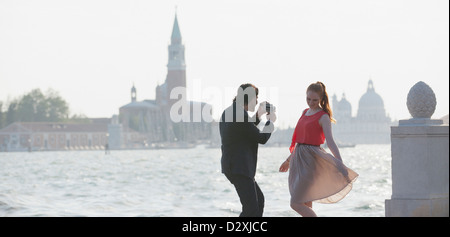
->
<box><xmin>233</xmin><ymin>83</ymin><xmax>259</xmax><ymax>106</ymax></box>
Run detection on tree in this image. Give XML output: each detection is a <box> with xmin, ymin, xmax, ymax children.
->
<box><xmin>45</xmin><ymin>89</ymin><xmax>69</xmax><ymax>121</ymax></box>
<box><xmin>6</xmin><ymin>101</ymin><xmax>18</xmax><ymax>125</ymax></box>
<box><xmin>16</xmin><ymin>89</ymin><xmax>46</xmax><ymax>122</ymax></box>
<box><xmin>3</xmin><ymin>88</ymin><xmax>70</xmax><ymax>125</ymax></box>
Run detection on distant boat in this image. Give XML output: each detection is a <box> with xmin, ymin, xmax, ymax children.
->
<box><xmin>323</xmin><ymin>141</ymin><xmax>356</xmax><ymax>148</ymax></box>
<box><xmin>148</xmin><ymin>142</ymin><xmax>196</xmax><ymax>149</ymax></box>
<box><xmin>338</xmin><ymin>142</ymin><xmax>356</xmax><ymax>148</ymax></box>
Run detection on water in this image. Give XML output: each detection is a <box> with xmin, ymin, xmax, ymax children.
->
<box><xmin>0</xmin><ymin>144</ymin><xmax>391</xmax><ymax>217</ymax></box>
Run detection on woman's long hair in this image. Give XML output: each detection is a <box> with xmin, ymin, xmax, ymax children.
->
<box><xmin>307</xmin><ymin>81</ymin><xmax>336</xmax><ymax>123</ymax></box>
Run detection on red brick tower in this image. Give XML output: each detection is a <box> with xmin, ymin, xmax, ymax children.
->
<box><xmin>165</xmin><ymin>13</ymin><xmax>186</xmax><ymax>108</ymax></box>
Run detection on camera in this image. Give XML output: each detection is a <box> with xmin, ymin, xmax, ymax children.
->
<box><xmin>265</xmin><ymin>102</ymin><xmax>276</xmax><ymax>114</ymax></box>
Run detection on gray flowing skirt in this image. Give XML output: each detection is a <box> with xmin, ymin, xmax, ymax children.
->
<box><xmin>289</xmin><ymin>144</ymin><xmax>359</xmax><ymax>204</ymax></box>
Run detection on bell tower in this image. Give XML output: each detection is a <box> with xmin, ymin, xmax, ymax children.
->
<box><xmin>167</xmin><ymin>13</ymin><xmax>186</xmax><ymax>71</ymax></box>
<box><xmin>131</xmin><ymin>83</ymin><xmax>137</xmax><ymax>102</ymax></box>
<box><xmin>165</xmin><ymin>13</ymin><xmax>187</xmax><ymax>108</ymax></box>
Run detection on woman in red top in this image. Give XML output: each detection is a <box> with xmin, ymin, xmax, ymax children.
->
<box><xmin>279</xmin><ymin>82</ymin><xmax>358</xmax><ymax>217</ymax></box>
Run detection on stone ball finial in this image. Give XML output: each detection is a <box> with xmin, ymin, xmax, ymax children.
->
<box><xmin>406</xmin><ymin>81</ymin><xmax>436</xmax><ymax>118</ymax></box>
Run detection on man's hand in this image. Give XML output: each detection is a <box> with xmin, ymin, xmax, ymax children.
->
<box><xmin>266</xmin><ymin>112</ymin><xmax>277</xmax><ymax>123</ymax></box>
<box><xmin>256</xmin><ymin>101</ymin><xmax>268</xmax><ymax>118</ymax></box>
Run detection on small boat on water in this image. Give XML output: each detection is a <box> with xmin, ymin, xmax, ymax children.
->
<box><xmin>323</xmin><ymin>141</ymin><xmax>356</xmax><ymax>148</ymax></box>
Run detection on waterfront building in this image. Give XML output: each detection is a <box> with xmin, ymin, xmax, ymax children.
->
<box><xmin>332</xmin><ymin>80</ymin><xmax>395</xmax><ymax>144</ymax></box>
<box><xmin>0</xmin><ymin>121</ymin><xmax>108</xmax><ymax>151</ymax></box>
<box><xmin>117</xmin><ymin>14</ymin><xmax>212</xmax><ymax>148</ymax></box>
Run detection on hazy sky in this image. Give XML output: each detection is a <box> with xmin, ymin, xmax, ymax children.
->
<box><xmin>1</xmin><ymin>0</ymin><xmax>448</xmax><ymax>128</ymax></box>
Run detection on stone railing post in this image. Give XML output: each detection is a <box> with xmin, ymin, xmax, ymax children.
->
<box><xmin>385</xmin><ymin>81</ymin><xmax>449</xmax><ymax>217</ymax></box>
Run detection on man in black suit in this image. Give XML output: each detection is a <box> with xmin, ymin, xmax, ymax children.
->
<box><xmin>220</xmin><ymin>83</ymin><xmax>276</xmax><ymax>217</ymax></box>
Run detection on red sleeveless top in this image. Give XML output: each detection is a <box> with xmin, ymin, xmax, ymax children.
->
<box><xmin>289</xmin><ymin>109</ymin><xmax>327</xmax><ymax>153</ymax></box>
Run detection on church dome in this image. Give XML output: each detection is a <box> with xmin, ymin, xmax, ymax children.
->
<box><xmin>332</xmin><ymin>93</ymin><xmax>352</xmax><ymax>121</ymax></box>
<box><xmin>358</xmin><ymin>80</ymin><xmax>384</xmax><ymax>108</ymax></box>
<box><xmin>357</xmin><ymin>80</ymin><xmax>386</xmax><ymax>120</ymax></box>
<box><xmin>338</xmin><ymin>94</ymin><xmax>352</xmax><ymax>112</ymax></box>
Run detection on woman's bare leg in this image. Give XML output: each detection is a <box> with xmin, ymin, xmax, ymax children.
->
<box><xmin>290</xmin><ymin>201</ymin><xmax>317</xmax><ymax>217</ymax></box>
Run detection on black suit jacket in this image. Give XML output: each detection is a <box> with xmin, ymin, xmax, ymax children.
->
<box><xmin>220</xmin><ymin>102</ymin><xmax>274</xmax><ymax>178</ymax></box>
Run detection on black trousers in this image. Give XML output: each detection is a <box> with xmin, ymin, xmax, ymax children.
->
<box><xmin>225</xmin><ymin>173</ymin><xmax>265</xmax><ymax>217</ymax></box>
